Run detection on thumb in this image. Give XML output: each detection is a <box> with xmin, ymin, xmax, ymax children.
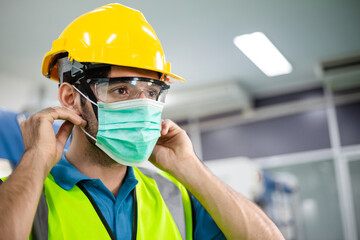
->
<box><xmin>56</xmin><ymin>120</ymin><xmax>74</xmax><ymax>150</ymax></box>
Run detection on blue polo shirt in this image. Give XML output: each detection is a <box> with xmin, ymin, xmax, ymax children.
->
<box><xmin>51</xmin><ymin>155</ymin><xmax>225</xmax><ymax>240</ymax></box>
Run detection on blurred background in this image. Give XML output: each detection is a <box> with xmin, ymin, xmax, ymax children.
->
<box><xmin>1</xmin><ymin>1</ymin><xmax>360</xmax><ymax>239</ymax></box>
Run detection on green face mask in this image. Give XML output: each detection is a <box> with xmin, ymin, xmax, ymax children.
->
<box><xmin>75</xmin><ymin>84</ymin><xmax>165</xmax><ymax>166</ymax></box>
<box><xmin>96</xmin><ymin>99</ymin><xmax>164</xmax><ymax>166</ymax></box>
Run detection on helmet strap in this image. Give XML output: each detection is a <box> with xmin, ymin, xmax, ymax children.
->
<box><xmin>57</xmin><ymin>57</ymin><xmax>103</xmax><ymax>119</ymax></box>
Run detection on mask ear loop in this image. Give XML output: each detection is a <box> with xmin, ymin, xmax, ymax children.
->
<box><xmin>73</xmin><ymin>85</ymin><xmax>98</xmax><ymax>106</ymax></box>
<box><xmin>79</xmin><ymin>80</ymin><xmax>100</xmax><ymax>119</ymax></box>
<box><xmin>80</xmin><ymin>126</ymin><xmax>97</xmax><ymax>143</ymax></box>
<box><xmin>72</xmin><ymin>85</ymin><xmax>98</xmax><ymax>143</ymax></box>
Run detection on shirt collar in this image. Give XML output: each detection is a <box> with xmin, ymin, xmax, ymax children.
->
<box><xmin>50</xmin><ymin>153</ymin><xmax>137</xmax><ymax>191</ymax></box>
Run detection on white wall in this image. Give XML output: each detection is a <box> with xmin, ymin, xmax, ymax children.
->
<box><xmin>0</xmin><ymin>72</ymin><xmax>59</xmax><ymax>113</ymax></box>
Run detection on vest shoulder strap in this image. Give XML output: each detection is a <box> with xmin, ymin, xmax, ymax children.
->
<box><xmin>135</xmin><ymin>167</ymin><xmax>193</xmax><ymax>240</ymax></box>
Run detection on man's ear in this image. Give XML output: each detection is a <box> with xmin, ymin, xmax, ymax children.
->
<box><xmin>58</xmin><ymin>83</ymin><xmax>81</xmax><ymax>114</ymax></box>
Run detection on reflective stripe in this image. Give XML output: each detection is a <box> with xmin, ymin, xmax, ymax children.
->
<box><xmin>0</xmin><ymin>178</ymin><xmax>48</xmax><ymax>240</ymax></box>
<box><xmin>138</xmin><ymin>167</ymin><xmax>186</xmax><ymax>240</ymax></box>
<box><xmin>31</xmin><ymin>192</ymin><xmax>48</xmax><ymax>240</ymax></box>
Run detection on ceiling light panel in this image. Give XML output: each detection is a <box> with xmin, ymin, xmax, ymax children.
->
<box><xmin>234</xmin><ymin>32</ymin><xmax>293</xmax><ymax>77</ymax></box>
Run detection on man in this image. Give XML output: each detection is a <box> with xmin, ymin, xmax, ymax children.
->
<box><xmin>0</xmin><ymin>3</ymin><xmax>284</xmax><ymax>239</ymax></box>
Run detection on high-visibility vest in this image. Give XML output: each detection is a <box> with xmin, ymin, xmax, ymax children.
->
<box><xmin>1</xmin><ymin>167</ymin><xmax>194</xmax><ymax>240</ymax></box>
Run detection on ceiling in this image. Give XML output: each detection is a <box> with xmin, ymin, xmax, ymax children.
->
<box><xmin>1</xmin><ymin>0</ymin><xmax>360</xmax><ymax>111</ymax></box>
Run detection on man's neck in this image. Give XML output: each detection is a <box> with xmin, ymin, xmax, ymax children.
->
<box><xmin>65</xmin><ymin>127</ymin><xmax>127</xmax><ymax>197</ymax></box>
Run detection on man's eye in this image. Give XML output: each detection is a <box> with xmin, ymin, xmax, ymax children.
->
<box><xmin>148</xmin><ymin>90</ymin><xmax>159</xmax><ymax>97</ymax></box>
<box><xmin>114</xmin><ymin>87</ymin><xmax>127</xmax><ymax>94</ymax></box>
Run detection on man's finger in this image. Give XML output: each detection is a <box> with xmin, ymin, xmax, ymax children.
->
<box><xmin>41</xmin><ymin>107</ymin><xmax>86</xmax><ymax>126</ymax></box>
<box><xmin>161</xmin><ymin>119</ymin><xmax>171</xmax><ymax>135</ymax></box>
<box><xmin>56</xmin><ymin>120</ymin><xmax>74</xmax><ymax>148</ymax></box>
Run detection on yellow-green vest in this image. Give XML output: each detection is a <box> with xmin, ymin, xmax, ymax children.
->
<box><xmin>1</xmin><ymin>167</ymin><xmax>194</xmax><ymax>240</ymax></box>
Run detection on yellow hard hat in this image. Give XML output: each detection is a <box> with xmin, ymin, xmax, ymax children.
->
<box><xmin>42</xmin><ymin>3</ymin><xmax>184</xmax><ymax>83</ymax></box>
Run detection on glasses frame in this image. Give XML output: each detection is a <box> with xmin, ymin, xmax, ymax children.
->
<box><xmin>88</xmin><ymin>77</ymin><xmax>170</xmax><ymax>103</ymax></box>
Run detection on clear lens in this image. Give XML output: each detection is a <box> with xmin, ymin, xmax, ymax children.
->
<box><xmin>94</xmin><ymin>78</ymin><xmax>169</xmax><ymax>103</ymax></box>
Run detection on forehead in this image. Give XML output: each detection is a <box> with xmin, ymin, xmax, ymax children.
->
<box><xmin>109</xmin><ymin>66</ymin><xmax>159</xmax><ymax>80</ymax></box>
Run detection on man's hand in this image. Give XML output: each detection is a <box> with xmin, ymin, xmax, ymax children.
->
<box><xmin>0</xmin><ymin>106</ymin><xmax>86</xmax><ymax>239</ymax></box>
<box><xmin>149</xmin><ymin>119</ymin><xmax>285</xmax><ymax>240</ymax></box>
<box><xmin>20</xmin><ymin>107</ymin><xmax>86</xmax><ymax>172</ymax></box>
<box><xmin>149</xmin><ymin>119</ymin><xmax>199</xmax><ymax>175</ymax></box>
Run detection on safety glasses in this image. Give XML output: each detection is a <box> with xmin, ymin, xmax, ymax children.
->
<box><xmin>90</xmin><ymin>77</ymin><xmax>170</xmax><ymax>103</ymax></box>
